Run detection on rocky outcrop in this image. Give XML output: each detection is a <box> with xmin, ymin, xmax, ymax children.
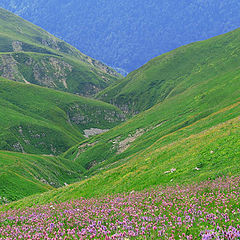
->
<box><xmin>68</xmin><ymin>103</ymin><xmax>125</xmax><ymax>126</ymax></box>
<box><xmin>0</xmin><ymin>54</ymin><xmax>30</xmax><ymax>83</ymax></box>
<box><xmin>12</xmin><ymin>41</ymin><xmax>23</xmax><ymax>52</ymax></box>
<box><xmin>83</xmin><ymin>128</ymin><xmax>109</xmax><ymax>138</ymax></box>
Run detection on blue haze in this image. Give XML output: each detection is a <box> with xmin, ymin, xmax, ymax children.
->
<box><xmin>0</xmin><ymin>0</ymin><xmax>240</xmax><ymax>73</ymax></box>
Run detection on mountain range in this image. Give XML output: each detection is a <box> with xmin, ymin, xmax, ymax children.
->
<box><xmin>0</xmin><ymin>7</ymin><xmax>239</xmax><ymax>239</ymax></box>
<box><xmin>1</xmin><ymin>0</ymin><xmax>240</xmax><ymax>73</ymax></box>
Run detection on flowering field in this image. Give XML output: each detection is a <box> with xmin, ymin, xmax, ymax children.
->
<box><xmin>0</xmin><ymin>176</ymin><xmax>239</xmax><ymax>239</ymax></box>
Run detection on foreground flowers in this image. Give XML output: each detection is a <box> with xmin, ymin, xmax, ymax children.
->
<box><xmin>0</xmin><ymin>176</ymin><xmax>239</xmax><ymax>239</ymax></box>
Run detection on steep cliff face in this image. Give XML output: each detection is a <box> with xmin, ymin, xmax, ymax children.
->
<box><xmin>0</xmin><ymin>8</ymin><xmax>121</xmax><ymax>96</ymax></box>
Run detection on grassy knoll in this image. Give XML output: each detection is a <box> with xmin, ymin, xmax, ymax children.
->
<box><xmin>0</xmin><ymin>150</ymin><xmax>88</xmax><ymax>203</ymax></box>
<box><xmin>3</xmin><ymin>109</ymin><xmax>239</xmax><ymax>209</ymax></box>
<box><xmin>1</xmin><ymin>24</ymin><xmax>240</xmax><ymax>209</ymax></box>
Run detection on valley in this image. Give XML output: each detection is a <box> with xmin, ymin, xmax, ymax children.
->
<box><xmin>0</xmin><ymin>6</ymin><xmax>239</xmax><ymax>240</ymax></box>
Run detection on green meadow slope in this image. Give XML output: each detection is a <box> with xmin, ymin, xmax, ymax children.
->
<box><xmin>98</xmin><ymin>27</ymin><xmax>240</xmax><ymax>114</ymax></box>
<box><xmin>0</xmin><ymin>150</ymin><xmax>86</xmax><ymax>203</ymax></box>
<box><xmin>0</xmin><ymin>8</ymin><xmax>121</xmax><ymax>96</ymax></box>
<box><xmin>4</xmin><ymin>28</ymin><xmax>240</xmax><ymax>209</ymax></box>
<box><xmin>64</xmin><ymin>28</ymin><xmax>240</xmax><ymax>179</ymax></box>
<box><xmin>5</xmin><ymin>102</ymin><xmax>239</xmax><ymax>209</ymax></box>
<box><xmin>0</xmin><ymin>77</ymin><xmax>124</xmax><ymax>155</ymax></box>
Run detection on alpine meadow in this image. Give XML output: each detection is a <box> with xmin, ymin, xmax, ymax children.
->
<box><xmin>0</xmin><ymin>5</ymin><xmax>239</xmax><ymax>240</ymax></box>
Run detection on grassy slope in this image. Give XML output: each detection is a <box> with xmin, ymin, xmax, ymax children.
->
<box><xmin>63</xmin><ymin>30</ymin><xmax>240</xmax><ymax>177</ymax></box>
<box><xmin>4</xmin><ymin>103</ymin><xmax>239</xmax><ymax>209</ymax></box>
<box><xmin>0</xmin><ymin>8</ymin><xmax>121</xmax><ymax>96</ymax></box>
<box><xmin>0</xmin><ymin>150</ymin><xmax>88</xmax><ymax>203</ymax></box>
<box><xmin>98</xmin><ymin>27</ymin><xmax>240</xmax><ymax>114</ymax></box>
<box><xmin>4</xmin><ymin>29</ymin><xmax>240</xmax><ymax>209</ymax></box>
<box><xmin>0</xmin><ymin>77</ymin><xmax>124</xmax><ymax>154</ymax></box>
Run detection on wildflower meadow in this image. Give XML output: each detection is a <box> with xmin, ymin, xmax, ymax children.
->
<box><xmin>0</xmin><ymin>176</ymin><xmax>239</xmax><ymax>239</ymax></box>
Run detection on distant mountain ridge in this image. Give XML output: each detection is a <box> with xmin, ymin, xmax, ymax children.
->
<box><xmin>0</xmin><ymin>8</ymin><xmax>121</xmax><ymax>96</ymax></box>
<box><xmin>1</xmin><ymin>0</ymin><xmax>240</xmax><ymax>72</ymax></box>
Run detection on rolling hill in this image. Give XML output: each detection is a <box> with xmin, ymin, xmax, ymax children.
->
<box><xmin>0</xmin><ymin>8</ymin><xmax>121</xmax><ymax>96</ymax></box>
<box><xmin>5</xmin><ymin>110</ymin><xmax>239</xmax><ymax>208</ymax></box>
<box><xmin>98</xmin><ymin>28</ymin><xmax>240</xmax><ymax>114</ymax></box>
<box><xmin>0</xmin><ymin>76</ymin><xmax>124</xmax><ymax>155</ymax></box>
<box><xmin>0</xmin><ymin>5</ymin><xmax>239</xmax><ymax>239</ymax></box>
<box><xmin>0</xmin><ymin>150</ymin><xmax>85</xmax><ymax>203</ymax></box>
<box><xmin>3</xmin><ymin>28</ymin><xmax>240</xmax><ymax>209</ymax></box>
<box><xmin>0</xmin><ymin>7</ymin><xmax>125</xmax><ymax>205</ymax></box>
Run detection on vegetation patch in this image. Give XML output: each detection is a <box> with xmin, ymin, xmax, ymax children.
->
<box><xmin>0</xmin><ymin>177</ymin><xmax>239</xmax><ymax>239</ymax></box>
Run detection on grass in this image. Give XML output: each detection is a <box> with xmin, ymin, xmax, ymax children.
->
<box><xmin>64</xmin><ymin>62</ymin><xmax>240</xmax><ymax>180</ymax></box>
<box><xmin>0</xmin><ymin>8</ymin><xmax>126</xmax><ymax>204</ymax></box>
<box><xmin>5</xmin><ymin>105</ymin><xmax>239</xmax><ymax>209</ymax></box>
<box><xmin>0</xmin><ymin>150</ymin><xmax>88</xmax><ymax>203</ymax></box>
<box><xmin>5</xmin><ymin>26</ymin><xmax>239</xmax><ymax>207</ymax></box>
<box><xmin>0</xmin><ymin>77</ymin><xmax>124</xmax><ymax>155</ymax></box>
<box><xmin>0</xmin><ymin>18</ymin><xmax>240</xmax><ymax>214</ymax></box>
<box><xmin>0</xmin><ymin>8</ymin><xmax>121</xmax><ymax>96</ymax></box>
<box><xmin>97</xmin><ymin>27</ymin><xmax>240</xmax><ymax>114</ymax></box>
<box><xmin>1</xmin><ymin>177</ymin><xmax>239</xmax><ymax>239</ymax></box>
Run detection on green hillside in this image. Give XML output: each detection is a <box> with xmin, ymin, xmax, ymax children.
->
<box><xmin>4</xmin><ymin>28</ymin><xmax>240</xmax><ymax>209</ymax></box>
<box><xmin>0</xmin><ymin>77</ymin><xmax>124</xmax><ymax>155</ymax></box>
<box><xmin>0</xmin><ymin>8</ymin><xmax>121</xmax><ymax>96</ymax></box>
<box><xmin>4</xmin><ymin>102</ymin><xmax>239</xmax><ymax>209</ymax></box>
<box><xmin>64</xmin><ymin>28</ymin><xmax>240</xmax><ymax>179</ymax></box>
<box><xmin>98</xmin><ymin>28</ymin><xmax>240</xmax><ymax>114</ymax></box>
<box><xmin>0</xmin><ymin>150</ymin><xmax>86</xmax><ymax>203</ymax></box>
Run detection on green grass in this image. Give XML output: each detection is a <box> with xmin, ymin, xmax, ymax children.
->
<box><xmin>98</xmin><ymin>27</ymin><xmax>240</xmax><ymax>114</ymax></box>
<box><xmin>64</xmin><ymin>59</ymin><xmax>240</xmax><ymax>179</ymax></box>
<box><xmin>0</xmin><ymin>77</ymin><xmax>124</xmax><ymax>155</ymax></box>
<box><xmin>3</xmin><ymin>108</ymin><xmax>239</xmax><ymax>209</ymax></box>
<box><xmin>0</xmin><ymin>8</ymin><xmax>125</xmax><ymax>204</ymax></box>
<box><xmin>2</xmin><ymin>27</ymin><xmax>240</xmax><ymax>209</ymax></box>
<box><xmin>0</xmin><ymin>75</ymin><xmax>124</xmax><ymax>202</ymax></box>
<box><xmin>0</xmin><ymin>8</ymin><xmax>121</xmax><ymax>96</ymax></box>
<box><xmin>1</xmin><ymin>21</ymin><xmax>240</xmax><ymax>209</ymax></box>
<box><xmin>0</xmin><ymin>150</ymin><xmax>88</xmax><ymax>203</ymax></box>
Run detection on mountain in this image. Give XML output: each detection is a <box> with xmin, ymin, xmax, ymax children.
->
<box><xmin>0</xmin><ymin>7</ymin><xmax>124</xmax><ymax>204</ymax></box>
<box><xmin>98</xmin><ymin>28</ymin><xmax>240</xmax><ymax>114</ymax></box>
<box><xmin>1</xmin><ymin>0</ymin><xmax>240</xmax><ymax>72</ymax></box>
<box><xmin>5</xmin><ymin>27</ymin><xmax>240</xmax><ymax>208</ymax></box>
<box><xmin>5</xmin><ymin>111</ymin><xmax>239</xmax><ymax>207</ymax></box>
<box><xmin>0</xmin><ymin>76</ymin><xmax>124</xmax><ymax>155</ymax></box>
<box><xmin>0</xmin><ymin>8</ymin><xmax>120</xmax><ymax>97</ymax></box>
